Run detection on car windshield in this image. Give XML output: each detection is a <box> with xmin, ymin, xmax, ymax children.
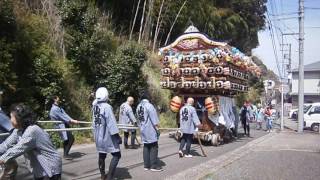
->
<box><xmin>304</xmin><ymin>105</ymin><xmax>312</xmax><ymax>113</ymax></box>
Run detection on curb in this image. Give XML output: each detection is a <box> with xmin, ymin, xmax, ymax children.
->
<box><xmin>165</xmin><ymin>133</ymin><xmax>276</xmax><ymax>180</ymax></box>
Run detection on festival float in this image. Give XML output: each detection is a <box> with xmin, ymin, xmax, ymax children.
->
<box><xmin>159</xmin><ymin>26</ymin><xmax>261</xmax><ymax>145</ymax></box>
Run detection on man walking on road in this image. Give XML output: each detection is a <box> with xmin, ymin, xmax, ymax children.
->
<box><xmin>136</xmin><ymin>92</ymin><xmax>163</xmax><ymax>172</ymax></box>
<box><xmin>92</xmin><ymin>87</ymin><xmax>122</xmax><ymax>180</ymax></box>
<box><xmin>240</xmin><ymin>101</ymin><xmax>251</xmax><ymax>137</ymax></box>
<box><xmin>119</xmin><ymin>97</ymin><xmax>138</xmax><ymax>149</ymax></box>
<box><xmin>49</xmin><ymin>96</ymin><xmax>79</xmax><ymax>160</ymax></box>
<box><xmin>178</xmin><ymin>97</ymin><xmax>202</xmax><ymax>158</ymax></box>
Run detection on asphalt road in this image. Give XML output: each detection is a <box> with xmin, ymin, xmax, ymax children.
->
<box><xmin>15</xmin><ymin>124</ymin><xmax>267</xmax><ymax>180</ymax></box>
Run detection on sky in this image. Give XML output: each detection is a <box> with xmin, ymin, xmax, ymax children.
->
<box><xmin>252</xmin><ymin>0</ymin><xmax>320</xmax><ymax>79</ymax></box>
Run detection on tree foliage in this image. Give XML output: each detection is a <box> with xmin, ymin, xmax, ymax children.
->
<box><xmin>0</xmin><ymin>1</ymin><xmax>65</xmax><ymax>115</ymax></box>
<box><xmin>105</xmin><ymin>43</ymin><xmax>148</xmax><ymax>108</ymax></box>
<box><xmin>58</xmin><ymin>0</ymin><xmax>148</xmax><ymax>109</ymax></box>
<box><xmin>96</xmin><ymin>0</ymin><xmax>267</xmax><ymax>52</ymax></box>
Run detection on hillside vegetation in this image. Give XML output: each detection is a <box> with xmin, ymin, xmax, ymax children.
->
<box><xmin>0</xmin><ymin>0</ymin><xmax>269</xmax><ymax>145</ymax></box>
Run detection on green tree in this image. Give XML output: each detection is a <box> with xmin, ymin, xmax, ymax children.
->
<box><xmin>0</xmin><ymin>0</ymin><xmax>18</xmax><ymax>104</ymax></box>
<box><xmin>105</xmin><ymin>42</ymin><xmax>148</xmax><ymax>108</ymax></box>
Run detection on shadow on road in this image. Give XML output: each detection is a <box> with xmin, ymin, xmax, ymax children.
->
<box><xmin>115</xmin><ymin>167</ymin><xmax>132</xmax><ymax>179</ymax></box>
<box><xmin>68</xmin><ymin>152</ymin><xmax>87</xmax><ymax>159</ymax></box>
<box><xmin>158</xmin><ymin>159</ymin><xmax>166</xmax><ymax>168</ymax></box>
<box><xmin>71</xmin><ymin>167</ymin><xmax>132</xmax><ymax>180</ymax></box>
<box><xmin>189</xmin><ymin>149</ymin><xmax>202</xmax><ymax>157</ymax></box>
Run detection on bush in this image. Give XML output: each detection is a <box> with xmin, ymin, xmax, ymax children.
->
<box><xmin>105</xmin><ymin>42</ymin><xmax>148</xmax><ymax>109</ymax></box>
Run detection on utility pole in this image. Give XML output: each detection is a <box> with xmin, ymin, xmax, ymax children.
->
<box><xmin>280</xmin><ymin>33</ymin><xmax>284</xmax><ymax>131</ymax></box>
<box><xmin>281</xmin><ymin>82</ymin><xmax>284</xmax><ymax>131</ymax></box>
<box><xmin>280</xmin><ymin>35</ymin><xmax>295</xmax><ymax>131</ymax></box>
<box><xmin>288</xmin><ymin>44</ymin><xmax>292</xmax><ymax>84</ymax></box>
<box><xmin>298</xmin><ymin>0</ymin><xmax>305</xmax><ymax>133</ymax></box>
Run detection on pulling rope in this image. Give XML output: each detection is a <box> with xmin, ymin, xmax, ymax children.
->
<box><xmin>0</xmin><ymin>122</ymin><xmax>178</xmax><ymax>137</ymax></box>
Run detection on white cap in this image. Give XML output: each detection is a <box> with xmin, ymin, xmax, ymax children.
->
<box><xmin>95</xmin><ymin>87</ymin><xmax>109</xmax><ymax>102</ymax></box>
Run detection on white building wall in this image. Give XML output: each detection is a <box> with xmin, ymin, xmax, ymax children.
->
<box><xmin>291</xmin><ymin>71</ymin><xmax>320</xmax><ymax>94</ymax></box>
<box><xmin>292</xmin><ymin>79</ymin><xmax>320</xmax><ymax>94</ymax></box>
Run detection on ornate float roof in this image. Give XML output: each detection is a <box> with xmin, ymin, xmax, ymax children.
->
<box><xmin>159</xmin><ymin>26</ymin><xmax>229</xmax><ymax>53</ymax></box>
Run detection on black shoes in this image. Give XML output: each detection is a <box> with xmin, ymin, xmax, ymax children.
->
<box><xmin>150</xmin><ymin>167</ymin><xmax>163</xmax><ymax>172</ymax></box>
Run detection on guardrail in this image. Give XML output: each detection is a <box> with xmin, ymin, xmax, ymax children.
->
<box><xmin>0</xmin><ymin>121</ymin><xmax>178</xmax><ymax>137</ymax></box>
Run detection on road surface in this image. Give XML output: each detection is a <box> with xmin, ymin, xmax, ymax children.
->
<box><xmin>15</xmin><ymin>124</ymin><xmax>267</xmax><ymax>180</ymax></box>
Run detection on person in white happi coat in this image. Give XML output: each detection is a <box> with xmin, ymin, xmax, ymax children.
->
<box><xmin>178</xmin><ymin>98</ymin><xmax>202</xmax><ymax>158</ymax></box>
<box><xmin>119</xmin><ymin>97</ymin><xmax>138</xmax><ymax>149</ymax></box>
<box><xmin>136</xmin><ymin>92</ymin><xmax>163</xmax><ymax>172</ymax></box>
<box><xmin>92</xmin><ymin>87</ymin><xmax>122</xmax><ymax>180</ymax></box>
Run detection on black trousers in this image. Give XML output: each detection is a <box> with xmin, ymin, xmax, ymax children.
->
<box><xmin>143</xmin><ymin>142</ymin><xmax>159</xmax><ymax>169</ymax></box>
<box><xmin>35</xmin><ymin>174</ymin><xmax>61</xmax><ymax>180</ymax></box>
<box><xmin>241</xmin><ymin>119</ymin><xmax>250</xmax><ymax>135</ymax></box>
<box><xmin>123</xmin><ymin>130</ymin><xmax>136</xmax><ymax>146</ymax></box>
<box><xmin>63</xmin><ymin>131</ymin><xmax>74</xmax><ymax>156</ymax></box>
<box><xmin>179</xmin><ymin>133</ymin><xmax>193</xmax><ymax>154</ymax></box>
<box><xmin>98</xmin><ymin>152</ymin><xmax>121</xmax><ymax>180</ymax></box>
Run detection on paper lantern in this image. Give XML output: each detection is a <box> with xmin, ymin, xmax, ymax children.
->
<box><xmin>170</xmin><ymin>96</ymin><xmax>182</xmax><ymax>113</ymax></box>
<box><xmin>205</xmin><ymin>97</ymin><xmax>219</xmax><ymax>115</ymax></box>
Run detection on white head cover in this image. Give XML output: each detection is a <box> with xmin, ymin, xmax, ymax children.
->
<box><xmin>95</xmin><ymin>87</ymin><xmax>109</xmax><ymax>102</ymax></box>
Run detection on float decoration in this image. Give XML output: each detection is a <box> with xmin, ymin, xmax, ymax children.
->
<box><xmin>159</xmin><ymin>26</ymin><xmax>260</xmax><ymax>95</ymax></box>
<box><xmin>160</xmin><ymin>26</ymin><xmax>260</xmax><ymax>146</ymax></box>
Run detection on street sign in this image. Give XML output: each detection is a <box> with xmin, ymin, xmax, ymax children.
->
<box><xmin>279</xmin><ymin>84</ymin><xmax>289</xmax><ymax>93</ymax></box>
<box><xmin>263</xmin><ymin>80</ymin><xmax>275</xmax><ymax>90</ymax></box>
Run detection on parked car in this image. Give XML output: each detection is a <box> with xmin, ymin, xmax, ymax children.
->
<box><xmin>289</xmin><ymin>104</ymin><xmax>312</xmax><ymax>119</ymax></box>
<box><xmin>304</xmin><ymin>102</ymin><xmax>320</xmax><ymax>132</ymax></box>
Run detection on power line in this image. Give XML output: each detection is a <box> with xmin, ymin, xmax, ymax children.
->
<box><xmin>268</xmin><ymin>0</ymin><xmax>290</xmax><ymax>76</ymax></box>
<box><xmin>305</xmin><ymin>7</ymin><xmax>320</xmax><ymax>10</ymax></box>
<box><xmin>271</xmin><ymin>17</ymin><xmax>299</xmax><ymax>21</ymax></box>
<box><xmin>271</xmin><ymin>21</ymin><xmax>299</xmax><ymax>41</ymax></box>
<box><xmin>270</xmin><ymin>12</ymin><xmax>298</xmax><ymax>16</ymax></box>
<box><xmin>266</xmin><ymin>11</ymin><xmax>283</xmax><ymax>78</ymax></box>
<box><xmin>306</xmin><ymin>26</ymin><xmax>320</xmax><ymax>28</ymax></box>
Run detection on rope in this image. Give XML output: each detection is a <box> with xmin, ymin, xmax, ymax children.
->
<box><xmin>0</xmin><ymin>125</ymin><xmax>178</xmax><ymax>137</ymax></box>
<box><xmin>37</xmin><ymin>121</ymin><xmax>92</xmax><ymax>124</ymax></box>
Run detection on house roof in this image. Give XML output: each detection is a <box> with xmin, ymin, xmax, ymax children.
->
<box><xmin>292</xmin><ymin>61</ymin><xmax>320</xmax><ymax>72</ymax></box>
